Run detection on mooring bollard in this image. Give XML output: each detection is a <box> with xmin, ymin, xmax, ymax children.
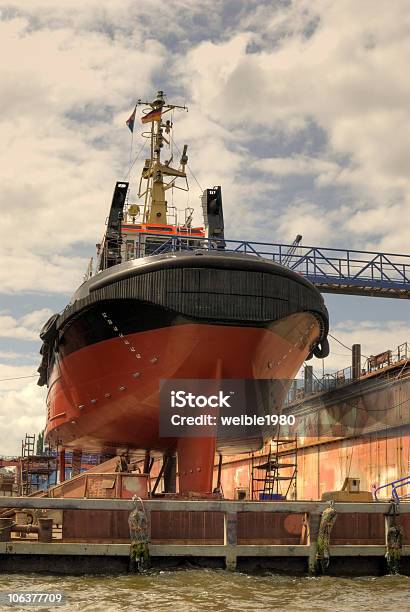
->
<box><xmin>38</xmin><ymin>518</ymin><xmax>53</xmax><ymax>543</ymax></box>
<box><xmin>0</xmin><ymin>518</ymin><xmax>13</xmax><ymax>542</ymax></box>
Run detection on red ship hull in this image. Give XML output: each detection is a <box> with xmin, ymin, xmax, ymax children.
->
<box><xmin>46</xmin><ymin>314</ymin><xmax>320</xmax><ymax>492</ymax></box>
<box><xmin>40</xmin><ymin>251</ymin><xmax>329</xmax><ymax>493</ymax></box>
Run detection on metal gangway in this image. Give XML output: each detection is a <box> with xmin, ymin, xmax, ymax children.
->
<box><xmin>137</xmin><ymin>233</ymin><xmax>410</xmax><ymax>299</ymax></box>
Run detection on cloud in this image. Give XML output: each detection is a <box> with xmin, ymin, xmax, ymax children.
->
<box><xmin>257</xmin><ymin>156</ymin><xmax>340</xmax><ymax>181</ymax></box>
<box><xmin>1</xmin><ymin>0</ymin><xmax>409</xmax><ymax>299</ymax></box>
<box><xmin>0</xmin><ymin>308</ymin><xmax>53</xmax><ymax>340</ymax></box>
<box><xmin>0</xmin><ymin>380</ymin><xmax>46</xmax><ymax>455</ymax></box>
<box><xmin>0</xmin><ymin>352</ymin><xmax>47</xmax><ymax>454</ymax></box>
<box><xmin>1</xmin><ymin>253</ymin><xmax>87</xmax><ymax>294</ymax></box>
<box><xmin>276</xmin><ymin>200</ymin><xmax>336</xmax><ymax>245</ymax></box>
<box><xmin>179</xmin><ymin>0</ymin><xmax>410</xmax><ymax>251</ymax></box>
<box><xmin>311</xmin><ymin>320</ymin><xmax>410</xmax><ymax>375</ymax></box>
<box><xmin>0</xmin><ymin>350</ymin><xmax>23</xmax><ymax>360</ymax></box>
<box><xmin>0</xmin><ymin>11</ymin><xmax>165</xmax><ymax>293</ymax></box>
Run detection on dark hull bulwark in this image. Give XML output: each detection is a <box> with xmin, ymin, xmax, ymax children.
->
<box><xmin>39</xmin><ymin>252</ymin><xmax>329</xmax><ymax>493</ymax></box>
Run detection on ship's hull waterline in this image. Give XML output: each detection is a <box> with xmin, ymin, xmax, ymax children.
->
<box><xmin>40</xmin><ymin>252</ymin><xmax>329</xmax><ymax>493</ymax></box>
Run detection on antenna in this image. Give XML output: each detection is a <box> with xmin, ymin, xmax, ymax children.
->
<box><xmin>135</xmin><ymin>91</ymin><xmax>189</xmax><ymax>224</ymax></box>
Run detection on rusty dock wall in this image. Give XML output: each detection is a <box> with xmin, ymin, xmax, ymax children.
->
<box><xmin>0</xmin><ymin>498</ymin><xmax>409</xmax><ymax>575</ymax></box>
<box><xmin>216</xmin><ymin>361</ymin><xmax>410</xmax><ymax>500</ymax></box>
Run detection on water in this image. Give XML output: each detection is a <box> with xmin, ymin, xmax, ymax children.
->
<box><xmin>0</xmin><ymin>571</ymin><xmax>409</xmax><ymax>612</ymax></box>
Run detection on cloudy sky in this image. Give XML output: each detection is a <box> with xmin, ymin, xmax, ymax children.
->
<box><xmin>0</xmin><ymin>0</ymin><xmax>409</xmax><ymax>454</ymax></box>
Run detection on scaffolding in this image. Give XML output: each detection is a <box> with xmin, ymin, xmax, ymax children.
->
<box><xmin>17</xmin><ymin>434</ymin><xmax>57</xmax><ymax>496</ymax></box>
<box><xmin>251</xmin><ymin>437</ymin><xmax>298</xmax><ymax>500</ymax></box>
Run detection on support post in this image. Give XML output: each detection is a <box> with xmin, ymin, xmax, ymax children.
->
<box><xmin>215</xmin><ymin>454</ymin><xmax>223</xmax><ymax>492</ymax></box>
<box><xmin>151</xmin><ymin>457</ymin><xmax>167</xmax><ymax>496</ymax></box>
<box><xmin>163</xmin><ymin>453</ymin><xmax>176</xmax><ymax>493</ymax></box>
<box><xmin>59</xmin><ymin>449</ymin><xmax>66</xmax><ymax>484</ymax></box>
<box><xmin>38</xmin><ymin>518</ymin><xmax>53</xmax><ymax>543</ymax></box>
<box><xmin>352</xmin><ymin>344</ymin><xmax>361</xmax><ymax>379</ymax></box>
<box><xmin>292</xmin><ymin>379</ymin><xmax>298</xmax><ymax>401</ymax></box>
<box><xmin>71</xmin><ymin>450</ymin><xmax>82</xmax><ymax>477</ymax></box>
<box><xmin>224</xmin><ymin>512</ymin><xmax>237</xmax><ymax>570</ymax></box>
<box><xmin>304</xmin><ymin>366</ymin><xmax>313</xmax><ymax>395</ymax></box>
<box><xmin>307</xmin><ymin>512</ymin><xmax>321</xmax><ymax>574</ymax></box>
<box><xmin>143</xmin><ymin>450</ymin><xmax>151</xmax><ymax>474</ymax></box>
<box><xmin>0</xmin><ymin>517</ymin><xmax>13</xmax><ymax>542</ymax></box>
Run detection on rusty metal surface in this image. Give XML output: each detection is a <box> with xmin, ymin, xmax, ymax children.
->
<box><xmin>62</xmin><ymin>509</ymin><xmax>130</xmax><ymax>542</ymax></box>
<box><xmin>58</xmin><ymin>507</ymin><xmax>410</xmax><ymax>548</ymax></box>
<box><xmin>218</xmin><ymin>368</ymin><xmax>410</xmax><ymax>501</ymax></box>
<box><xmin>50</xmin><ymin>477</ymin><xmax>86</xmax><ymax>499</ymax></box>
<box><xmin>330</xmin><ymin>513</ymin><xmax>385</xmax><ymax>545</ymax></box>
<box><xmin>287</xmin><ymin>374</ymin><xmax>410</xmax><ymax>439</ymax></box>
<box><xmin>86</xmin><ymin>476</ymin><xmax>117</xmax><ymax>499</ymax></box>
<box><xmin>63</xmin><ymin>509</ymin><xmax>225</xmax><ymax>544</ymax></box>
<box><xmin>399</xmin><ymin>514</ymin><xmax>410</xmax><ymax>545</ymax></box>
<box><xmin>150</xmin><ymin>510</ymin><xmax>224</xmax><ymax>544</ymax></box>
<box><xmin>218</xmin><ymin>429</ymin><xmax>409</xmax><ymax>501</ymax></box>
<box><xmin>50</xmin><ymin>472</ymin><xmax>148</xmax><ymax>500</ymax></box>
<box><xmin>296</xmin><ymin>429</ymin><xmax>410</xmax><ymax>500</ymax></box>
<box><xmin>237</xmin><ymin>512</ymin><xmax>303</xmax><ymax>544</ymax></box>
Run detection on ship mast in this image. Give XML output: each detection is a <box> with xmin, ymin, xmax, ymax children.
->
<box><xmin>137</xmin><ymin>91</ymin><xmax>189</xmax><ymax>224</ymax></box>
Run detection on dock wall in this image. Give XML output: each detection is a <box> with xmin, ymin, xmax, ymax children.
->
<box><xmin>216</xmin><ymin>426</ymin><xmax>410</xmax><ymax>500</ymax></box>
<box><xmin>1</xmin><ymin>498</ymin><xmax>409</xmax><ymax>575</ymax></box>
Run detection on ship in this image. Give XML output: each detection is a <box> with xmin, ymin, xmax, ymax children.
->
<box><xmin>38</xmin><ymin>91</ymin><xmax>329</xmax><ymax>494</ymax></box>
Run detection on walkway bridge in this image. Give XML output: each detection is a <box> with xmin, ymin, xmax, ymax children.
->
<box><xmin>140</xmin><ymin>234</ymin><xmax>410</xmax><ymax>299</ymax></box>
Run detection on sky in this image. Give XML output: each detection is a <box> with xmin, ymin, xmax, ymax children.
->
<box><xmin>0</xmin><ymin>0</ymin><xmax>409</xmax><ymax>455</ymax></box>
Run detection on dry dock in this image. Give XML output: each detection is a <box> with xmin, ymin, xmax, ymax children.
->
<box><xmin>1</xmin><ymin>497</ymin><xmax>409</xmax><ymax>575</ymax></box>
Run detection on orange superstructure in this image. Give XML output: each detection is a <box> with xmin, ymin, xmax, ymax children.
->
<box><xmin>121</xmin><ymin>223</ymin><xmax>204</xmax><ymax>236</ymax></box>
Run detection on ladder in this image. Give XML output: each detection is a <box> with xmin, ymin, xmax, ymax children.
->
<box><xmin>252</xmin><ymin>438</ymin><xmax>298</xmax><ymax>500</ymax></box>
<box><xmin>20</xmin><ymin>434</ymin><xmax>36</xmax><ymax>495</ymax></box>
